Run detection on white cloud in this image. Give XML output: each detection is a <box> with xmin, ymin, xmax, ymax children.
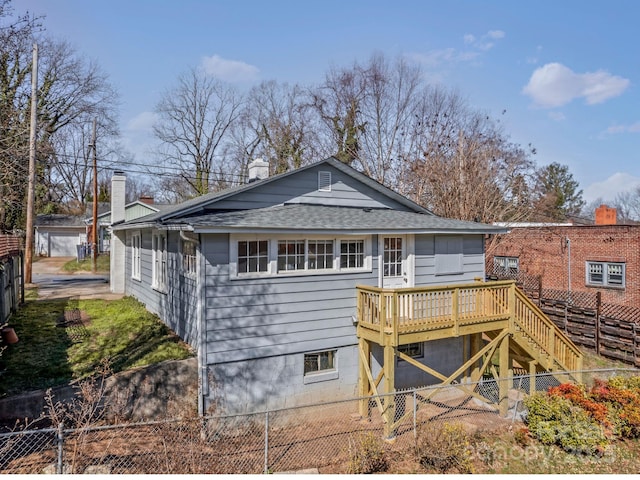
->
<box><xmin>602</xmin><ymin>122</ymin><xmax>640</xmax><ymax>135</ymax></box>
<box><xmin>201</xmin><ymin>54</ymin><xmax>259</xmax><ymax>82</ymax></box>
<box><xmin>522</xmin><ymin>63</ymin><xmax>630</xmax><ymax>108</ymax></box>
<box><xmin>126</xmin><ymin>111</ymin><xmax>158</xmax><ymax>132</ymax></box>
<box><xmin>583</xmin><ymin>172</ymin><xmax>640</xmax><ymax>203</ymax></box>
<box><xmin>487</xmin><ymin>30</ymin><xmax>505</xmax><ymax>39</ymax></box>
<box><xmin>462</xmin><ymin>29</ymin><xmax>505</xmax><ymax>51</ymax></box>
<box><xmin>411</xmin><ymin>29</ymin><xmax>504</xmax><ymax>69</ymax></box>
<box><xmin>407</xmin><ymin>48</ymin><xmax>478</xmax><ymax>68</ymax></box>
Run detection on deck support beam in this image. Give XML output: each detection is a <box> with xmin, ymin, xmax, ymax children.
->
<box><xmin>358</xmin><ymin>338</ymin><xmax>371</xmax><ymax>417</ymax></box>
<box><xmin>383</xmin><ymin>343</ymin><xmax>396</xmax><ymax>440</ymax></box>
<box><xmin>499</xmin><ymin>334</ymin><xmax>511</xmax><ymax>417</ymax></box>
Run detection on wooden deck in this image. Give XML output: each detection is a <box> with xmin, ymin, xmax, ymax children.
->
<box><xmin>355</xmin><ymin>280</ymin><xmax>583</xmax><ymax>438</ymax></box>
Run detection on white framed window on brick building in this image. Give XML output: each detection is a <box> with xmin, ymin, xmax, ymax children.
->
<box><xmin>586</xmin><ymin>261</ymin><xmax>625</xmax><ymax>288</ymax></box>
<box><xmin>152</xmin><ymin>232</ymin><xmax>167</xmax><ymax>292</ymax></box>
<box><xmin>494</xmin><ymin>256</ymin><xmax>519</xmax><ymax>274</ymax></box>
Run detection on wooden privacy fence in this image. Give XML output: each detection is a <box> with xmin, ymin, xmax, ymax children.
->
<box><xmin>491</xmin><ymin>266</ymin><xmax>640</xmax><ymax>368</ymax></box>
<box><xmin>540</xmin><ymin>290</ymin><xmax>640</xmax><ymax>367</ymax></box>
<box><xmin>0</xmin><ymin>234</ymin><xmax>24</xmax><ymax>325</ymax></box>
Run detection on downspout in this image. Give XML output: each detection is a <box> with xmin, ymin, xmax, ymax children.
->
<box><xmin>196</xmin><ymin>232</ymin><xmax>207</xmax><ymax>416</ymax></box>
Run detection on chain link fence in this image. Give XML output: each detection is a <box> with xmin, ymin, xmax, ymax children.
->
<box><xmin>1</xmin><ymin>367</ymin><xmax>639</xmax><ymax>474</ymax></box>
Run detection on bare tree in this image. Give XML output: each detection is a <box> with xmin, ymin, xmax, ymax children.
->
<box><xmin>153</xmin><ymin>68</ymin><xmax>243</xmax><ymax>198</ymax></box>
<box><xmin>225</xmin><ymin>80</ymin><xmax>321</xmax><ymax>178</ymax></box>
<box><xmin>0</xmin><ymin>1</ymin><xmax>120</xmax><ymax>228</ymax></box>
<box><xmin>310</xmin><ymin>61</ymin><xmax>368</xmax><ymax>165</ymax></box>
<box><xmin>612</xmin><ymin>189</ymin><xmax>640</xmax><ymax>223</ymax></box>
<box><xmin>356</xmin><ymin>53</ymin><xmax>422</xmax><ymax>190</ymax></box>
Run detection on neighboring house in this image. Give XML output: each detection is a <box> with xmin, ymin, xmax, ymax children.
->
<box><xmin>111</xmin><ymin>157</ymin><xmax>572</xmax><ymax>417</ymax></box>
<box><xmin>36</xmin><ymin>198</ymin><xmax>168</xmax><ymax>257</ymax></box>
<box><xmin>88</xmin><ymin>197</ymin><xmax>166</xmax><ymax>253</ymax></box>
<box><xmin>488</xmin><ymin>205</ymin><xmax>640</xmax><ymax>307</ymax></box>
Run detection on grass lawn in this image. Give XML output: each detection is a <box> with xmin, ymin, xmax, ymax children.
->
<box><xmin>62</xmin><ymin>254</ymin><xmax>111</xmax><ymax>273</ymax></box>
<box><xmin>0</xmin><ymin>295</ymin><xmax>193</xmax><ymax>397</ymax></box>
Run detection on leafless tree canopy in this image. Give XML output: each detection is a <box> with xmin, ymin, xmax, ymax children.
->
<box><xmin>0</xmin><ymin>0</ymin><xmax>575</xmax><ymax>226</ymax></box>
<box><xmin>0</xmin><ymin>0</ymin><xmax>120</xmax><ymax>230</ymax></box>
<box><xmin>153</xmin><ymin>68</ymin><xmax>242</xmax><ymax>197</ymax></box>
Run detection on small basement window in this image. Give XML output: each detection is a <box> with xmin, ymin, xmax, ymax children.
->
<box><xmin>304</xmin><ymin>350</ymin><xmax>336</xmax><ymax>375</ymax></box>
<box><xmin>398</xmin><ymin>342</ymin><xmax>423</xmax><ymax>360</ymax></box>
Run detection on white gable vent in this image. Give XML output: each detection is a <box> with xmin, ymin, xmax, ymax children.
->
<box><xmin>318</xmin><ymin>171</ymin><xmax>332</xmax><ymax>192</ymax></box>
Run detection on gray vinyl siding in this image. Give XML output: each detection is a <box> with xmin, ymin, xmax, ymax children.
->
<box><xmin>207</xmin><ymin>165</ymin><xmax>412</xmax><ymax>212</ymax></box>
<box><xmin>414</xmin><ymin>234</ymin><xmax>485</xmax><ymax>286</ymax></box>
<box><xmin>201</xmin><ymin>233</ymin><xmax>379</xmax><ymax>365</ymax></box>
<box><xmin>124</xmin><ymin>229</ymin><xmax>199</xmax><ymax>346</ymax></box>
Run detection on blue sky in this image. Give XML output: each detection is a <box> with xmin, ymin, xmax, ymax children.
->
<box><xmin>13</xmin><ymin>0</ymin><xmax>640</xmax><ymax>204</ymax></box>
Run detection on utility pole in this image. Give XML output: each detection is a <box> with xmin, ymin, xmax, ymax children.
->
<box><xmin>24</xmin><ymin>44</ymin><xmax>38</xmax><ymax>284</ymax></box>
<box><xmin>90</xmin><ymin>118</ymin><xmax>98</xmax><ymax>273</ymax></box>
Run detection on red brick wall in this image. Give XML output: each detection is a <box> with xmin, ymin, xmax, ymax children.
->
<box><xmin>488</xmin><ymin>226</ymin><xmax>640</xmax><ymax>307</ymax></box>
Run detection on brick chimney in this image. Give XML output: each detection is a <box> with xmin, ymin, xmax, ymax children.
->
<box><xmin>139</xmin><ymin>195</ymin><xmax>154</xmax><ymax>205</ymax></box>
<box><xmin>595</xmin><ymin>204</ymin><xmax>617</xmax><ymax>225</ymax></box>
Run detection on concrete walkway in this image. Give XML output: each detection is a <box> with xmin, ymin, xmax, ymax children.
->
<box><xmin>29</xmin><ymin>257</ymin><xmax>124</xmax><ymax>301</ymax></box>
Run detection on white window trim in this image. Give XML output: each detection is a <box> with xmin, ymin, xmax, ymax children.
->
<box><xmin>303</xmin><ymin>349</ymin><xmax>339</xmax><ymax>384</ymax></box>
<box><xmin>181</xmin><ymin>237</ymin><xmax>198</xmax><ymax>278</ymax></box>
<box><xmin>377</xmin><ymin>235</ymin><xmax>415</xmax><ymax>288</ymax></box>
<box><xmin>585</xmin><ymin>261</ymin><xmax>625</xmax><ymax>288</ymax></box>
<box><xmin>229</xmin><ymin>234</ymin><xmax>372</xmax><ymax>279</ymax></box>
<box><xmin>131</xmin><ymin>231</ymin><xmax>141</xmax><ymax>281</ymax></box>
<box><xmin>152</xmin><ymin>231</ymin><xmax>168</xmax><ymax>293</ymax></box>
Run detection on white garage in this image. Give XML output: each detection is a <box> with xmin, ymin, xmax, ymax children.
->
<box><xmin>35</xmin><ymin>214</ymin><xmax>87</xmax><ymax>257</ymax></box>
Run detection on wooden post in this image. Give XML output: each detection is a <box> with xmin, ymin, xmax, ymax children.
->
<box><xmin>529</xmin><ymin>360</ymin><xmax>537</xmax><ymax>396</ymax></box>
<box><xmin>383</xmin><ymin>343</ymin><xmax>396</xmax><ymax>440</ymax></box>
<box><xmin>358</xmin><ymin>338</ymin><xmax>371</xmax><ymax>418</ymax></box>
<box><xmin>452</xmin><ymin>288</ymin><xmax>459</xmax><ymax>336</ymax></box>
<box><xmin>537</xmin><ymin>275</ymin><xmax>542</xmax><ymax>306</ymax></box>
<box><xmin>498</xmin><ymin>335</ymin><xmax>510</xmax><ymax>417</ymax></box>
<box><xmin>470</xmin><ymin>333</ymin><xmax>482</xmax><ymax>382</ymax></box>
<box><xmin>595</xmin><ymin>291</ymin><xmax>601</xmax><ymax>355</ymax></box>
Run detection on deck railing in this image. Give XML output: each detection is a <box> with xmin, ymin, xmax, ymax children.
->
<box><xmin>356</xmin><ymin>280</ymin><xmax>582</xmax><ymax>372</ymax></box>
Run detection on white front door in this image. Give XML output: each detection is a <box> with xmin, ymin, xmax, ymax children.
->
<box><xmin>380</xmin><ymin>235</ymin><xmax>413</xmax><ymax>288</ymax></box>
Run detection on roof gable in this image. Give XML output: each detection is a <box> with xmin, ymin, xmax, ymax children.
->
<box><xmin>128</xmin><ymin>157</ymin><xmax>431</xmax><ymax>226</ymax></box>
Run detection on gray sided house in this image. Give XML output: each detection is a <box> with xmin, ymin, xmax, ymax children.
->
<box><xmin>111</xmin><ymin>158</ymin><xmax>503</xmax><ymax>415</ymax></box>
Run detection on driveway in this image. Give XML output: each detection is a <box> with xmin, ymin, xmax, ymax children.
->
<box><xmin>30</xmin><ymin>257</ymin><xmax>124</xmax><ymax>300</ymax></box>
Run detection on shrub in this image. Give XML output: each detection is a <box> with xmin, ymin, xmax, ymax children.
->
<box><xmin>346</xmin><ymin>432</ymin><xmax>388</xmax><ymax>474</ymax></box>
<box><xmin>415</xmin><ymin>422</ymin><xmax>473</xmax><ymax>473</ymax></box>
<box><xmin>591</xmin><ymin>377</ymin><xmax>640</xmax><ymax>438</ymax></box>
<box><xmin>524</xmin><ymin>392</ymin><xmax>608</xmax><ymax>455</ymax></box>
<box><xmin>514</xmin><ymin>426</ymin><xmax>531</xmax><ymax>447</ymax></box>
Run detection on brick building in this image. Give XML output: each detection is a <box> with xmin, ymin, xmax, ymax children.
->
<box><xmin>488</xmin><ymin>206</ymin><xmax>640</xmax><ymax>308</ymax></box>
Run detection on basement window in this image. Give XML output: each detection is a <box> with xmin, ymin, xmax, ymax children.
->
<box><xmin>304</xmin><ymin>350</ymin><xmax>336</xmax><ymax>375</ymax></box>
<box><xmin>398</xmin><ymin>342</ymin><xmax>424</xmax><ymax>361</ymax></box>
